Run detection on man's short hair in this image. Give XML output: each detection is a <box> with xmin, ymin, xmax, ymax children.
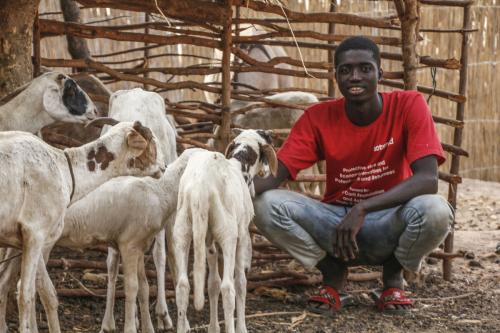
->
<box><xmin>334</xmin><ymin>36</ymin><xmax>381</xmax><ymax>69</ymax></box>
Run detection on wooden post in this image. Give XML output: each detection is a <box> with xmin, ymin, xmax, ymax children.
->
<box><xmin>216</xmin><ymin>0</ymin><xmax>233</xmax><ymax>152</ymax></box>
<box><xmin>327</xmin><ymin>1</ymin><xmax>337</xmax><ymax>98</ymax></box>
<box><xmin>398</xmin><ymin>0</ymin><xmax>419</xmax><ymax>90</ymax></box>
<box><xmin>144</xmin><ymin>12</ymin><xmax>150</xmax><ymax>90</ymax></box>
<box><xmin>444</xmin><ymin>3</ymin><xmax>472</xmax><ymax>281</ymax></box>
<box><xmin>33</xmin><ymin>9</ymin><xmax>41</xmax><ymax>77</ymax></box>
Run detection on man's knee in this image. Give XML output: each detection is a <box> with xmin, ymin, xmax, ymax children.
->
<box><xmin>253</xmin><ymin>190</ymin><xmax>291</xmax><ymax>233</ymax></box>
<box><xmin>403</xmin><ymin>194</ymin><xmax>454</xmax><ymax>238</ymax></box>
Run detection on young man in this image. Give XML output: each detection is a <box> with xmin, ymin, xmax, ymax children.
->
<box><xmin>253</xmin><ymin>36</ymin><xmax>454</xmax><ymax>315</ymax></box>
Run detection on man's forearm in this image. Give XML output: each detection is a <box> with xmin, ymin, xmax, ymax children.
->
<box><xmin>254</xmin><ymin>161</ymin><xmax>290</xmax><ymax>194</ymax></box>
<box><xmin>358</xmin><ymin>173</ymin><xmax>438</xmax><ymax>214</ymax></box>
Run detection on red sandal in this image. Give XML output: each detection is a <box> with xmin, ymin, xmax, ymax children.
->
<box><xmin>373</xmin><ymin>288</ymin><xmax>413</xmax><ymax>314</ymax></box>
<box><xmin>307</xmin><ymin>286</ymin><xmax>354</xmax><ymax>317</ymax></box>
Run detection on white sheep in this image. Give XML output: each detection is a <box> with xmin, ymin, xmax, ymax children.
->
<box><xmin>0</xmin><ymin>119</ymin><xmax>164</xmax><ymax>333</ymax></box>
<box><xmin>173</xmin><ymin>129</ymin><xmax>278</xmax><ymax>333</ymax></box>
<box><xmin>0</xmin><ymin>71</ymin><xmax>97</xmax><ymax>133</ymax></box>
<box><xmin>204</xmin><ymin>24</ymin><xmax>292</xmax><ymax>104</ymax></box>
<box><xmin>101</xmin><ymin>87</ymin><xmax>178</xmax><ymax>331</ymax></box>
<box><xmin>49</xmin><ymin>147</ymin><xmax>200</xmax><ymax>333</ymax></box>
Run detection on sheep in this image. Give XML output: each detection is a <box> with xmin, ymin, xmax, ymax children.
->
<box><xmin>228</xmin><ymin>91</ymin><xmax>323</xmax><ymax>195</ymax></box>
<box><xmin>0</xmin><ymin>118</ymin><xmax>164</xmax><ymax>333</ymax></box>
<box><xmin>173</xmin><ymin>129</ymin><xmax>278</xmax><ymax>333</ymax></box>
<box><xmin>232</xmin><ymin>91</ymin><xmax>318</xmax><ymax>131</ymax></box>
<box><xmin>203</xmin><ymin>24</ymin><xmax>292</xmax><ymax>104</ymax></box>
<box><xmin>0</xmin><ymin>71</ymin><xmax>98</xmax><ymax>134</ymax></box>
<box><xmin>47</xmin><ymin>147</ymin><xmax>200</xmax><ymax>333</ymax></box>
<box><xmin>100</xmin><ymin>87</ymin><xmax>178</xmax><ymax>331</ymax></box>
<box><xmin>40</xmin><ymin>73</ymin><xmax>113</xmax><ymax>147</ymax></box>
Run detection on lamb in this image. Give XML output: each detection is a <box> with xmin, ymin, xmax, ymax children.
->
<box><xmin>230</xmin><ymin>91</ymin><xmax>322</xmax><ymax>195</ymax></box>
<box><xmin>0</xmin><ymin>71</ymin><xmax>98</xmax><ymax>133</ymax></box>
<box><xmin>100</xmin><ymin>87</ymin><xmax>178</xmax><ymax>331</ymax></box>
<box><xmin>173</xmin><ymin>129</ymin><xmax>278</xmax><ymax>333</ymax></box>
<box><xmin>0</xmin><ymin>119</ymin><xmax>164</xmax><ymax>333</ymax></box>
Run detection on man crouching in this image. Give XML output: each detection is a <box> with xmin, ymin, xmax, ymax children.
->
<box><xmin>252</xmin><ymin>36</ymin><xmax>454</xmax><ymax>315</ymax></box>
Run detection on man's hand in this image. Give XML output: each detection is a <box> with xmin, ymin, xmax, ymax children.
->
<box><xmin>333</xmin><ymin>204</ymin><xmax>366</xmax><ymax>261</ymax></box>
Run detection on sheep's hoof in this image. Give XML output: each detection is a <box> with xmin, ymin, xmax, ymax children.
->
<box><xmin>99</xmin><ymin>327</ymin><xmax>116</xmax><ymax>333</ymax></box>
<box><xmin>157</xmin><ymin>312</ymin><xmax>173</xmax><ymax>331</ymax></box>
<box><xmin>208</xmin><ymin>324</ymin><xmax>220</xmax><ymax>333</ymax></box>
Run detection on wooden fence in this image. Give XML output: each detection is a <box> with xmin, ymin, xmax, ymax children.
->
<box><xmin>33</xmin><ymin>0</ymin><xmax>483</xmax><ymax>284</ymax></box>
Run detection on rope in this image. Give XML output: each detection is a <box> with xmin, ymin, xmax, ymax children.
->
<box><xmin>427</xmin><ymin>66</ymin><xmax>437</xmax><ymax>104</ymax></box>
<box><xmin>64</xmin><ymin>151</ymin><xmax>75</xmax><ymax>201</ymax></box>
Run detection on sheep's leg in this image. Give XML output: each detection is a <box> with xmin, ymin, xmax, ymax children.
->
<box><xmin>137</xmin><ymin>253</ymin><xmax>154</xmax><ymax>333</ymax></box>
<box><xmin>153</xmin><ymin>228</ymin><xmax>173</xmax><ymax>330</ymax></box>
<box><xmin>173</xmin><ymin>210</ymin><xmax>192</xmax><ymax>333</ymax></box>
<box><xmin>18</xmin><ymin>228</ymin><xmax>43</xmax><ymax>333</ymax></box>
<box><xmin>235</xmin><ymin>231</ymin><xmax>251</xmax><ymax>333</ymax></box>
<box><xmin>120</xmin><ymin>246</ymin><xmax>141</xmax><ymax>333</ymax></box>
<box><xmin>35</xmin><ymin>254</ymin><xmax>61</xmax><ymax>333</ymax></box>
<box><xmin>219</xmin><ymin>237</ymin><xmax>237</xmax><ymax>333</ymax></box>
<box><xmin>207</xmin><ymin>243</ymin><xmax>221</xmax><ymax>333</ymax></box>
<box><xmin>0</xmin><ymin>249</ymin><xmax>21</xmax><ymax>333</ymax></box>
<box><xmin>100</xmin><ymin>247</ymin><xmax>120</xmax><ymax>333</ymax></box>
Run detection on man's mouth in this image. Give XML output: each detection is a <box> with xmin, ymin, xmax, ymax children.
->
<box><xmin>348</xmin><ymin>87</ymin><xmax>365</xmax><ymax>95</ymax></box>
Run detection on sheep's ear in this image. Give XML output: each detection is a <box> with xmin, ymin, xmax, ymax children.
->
<box><xmin>262</xmin><ymin>144</ymin><xmax>278</xmax><ymax>177</ymax></box>
<box><xmin>127</xmin><ymin>129</ymin><xmax>148</xmax><ymax>151</ymax></box>
<box><xmin>42</xmin><ymin>86</ymin><xmax>64</xmax><ymax>116</ymax></box>
<box><xmin>256</xmin><ymin>129</ymin><xmax>273</xmax><ymax>144</ymax></box>
<box><xmin>224</xmin><ymin>141</ymin><xmax>236</xmax><ymax>158</ymax></box>
<box><xmin>231</xmin><ymin>128</ymin><xmax>244</xmax><ymax>138</ymax></box>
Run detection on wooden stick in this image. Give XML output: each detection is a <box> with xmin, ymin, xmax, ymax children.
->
<box><xmin>380</xmin><ymin>79</ymin><xmax>466</xmax><ymax>103</ymax></box>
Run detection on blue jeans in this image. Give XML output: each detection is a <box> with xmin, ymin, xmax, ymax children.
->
<box><xmin>253</xmin><ymin>190</ymin><xmax>454</xmax><ymax>272</ymax></box>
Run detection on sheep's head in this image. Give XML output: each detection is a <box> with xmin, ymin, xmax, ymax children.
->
<box><xmin>224</xmin><ymin>129</ymin><xmax>278</xmax><ymax>188</ymax></box>
<box><xmin>86</xmin><ymin>118</ymin><xmax>164</xmax><ymax>179</ymax></box>
<box><xmin>41</xmin><ymin>72</ymin><xmax>97</xmax><ymax>124</ymax></box>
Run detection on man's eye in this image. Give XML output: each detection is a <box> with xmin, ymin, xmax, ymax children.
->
<box><xmin>362</xmin><ymin>65</ymin><xmax>372</xmax><ymax>72</ymax></box>
<box><xmin>339</xmin><ymin>67</ymin><xmax>349</xmax><ymax>74</ymax></box>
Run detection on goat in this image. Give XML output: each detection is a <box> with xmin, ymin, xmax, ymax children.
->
<box><xmin>0</xmin><ymin>119</ymin><xmax>164</xmax><ymax>333</ymax></box>
<box><xmin>173</xmin><ymin>129</ymin><xmax>278</xmax><ymax>333</ymax></box>
<box><xmin>0</xmin><ymin>71</ymin><xmax>97</xmax><ymax>134</ymax></box>
<box><xmin>101</xmin><ymin>87</ymin><xmax>178</xmax><ymax>331</ymax></box>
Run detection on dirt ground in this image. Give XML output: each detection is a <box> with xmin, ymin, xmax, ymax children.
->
<box><xmin>5</xmin><ymin>178</ymin><xmax>500</xmax><ymax>333</ymax></box>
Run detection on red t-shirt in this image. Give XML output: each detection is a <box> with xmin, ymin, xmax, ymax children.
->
<box><xmin>278</xmin><ymin>90</ymin><xmax>445</xmax><ymax>205</ymax></box>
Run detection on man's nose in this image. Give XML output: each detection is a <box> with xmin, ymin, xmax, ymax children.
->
<box><xmin>350</xmin><ymin>68</ymin><xmax>362</xmax><ymax>81</ymax></box>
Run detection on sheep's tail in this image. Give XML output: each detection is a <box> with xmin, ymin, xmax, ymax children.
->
<box><xmin>192</xmin><ymin>198</ymin><xmax>208</xmax><ymax>311</ymax></box>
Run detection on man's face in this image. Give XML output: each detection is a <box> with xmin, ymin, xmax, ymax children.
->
<box><xmin>335</xmin><ymin>49</ymin><xmax>382</xmax><ymax>103</ymax></box>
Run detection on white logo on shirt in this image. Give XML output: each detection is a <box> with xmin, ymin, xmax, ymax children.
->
<box><xmin>373</xmin><ymin>137</ymin><xmax>394</xmax><ymax>152</ymax></box>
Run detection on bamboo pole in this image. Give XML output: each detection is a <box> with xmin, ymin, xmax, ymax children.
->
<box><xmin>444</xmin><ymin>3</ymin><xmax>472</xmax><ymax>281</ymax></box>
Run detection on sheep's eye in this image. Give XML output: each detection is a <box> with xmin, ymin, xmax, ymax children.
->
<box><xmin>57</xmin><ymin>74</ymin><xmax>65</xmax><ymax>81</ymax></box>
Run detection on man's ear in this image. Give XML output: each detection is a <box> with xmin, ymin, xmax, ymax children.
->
<box><xmin>378</xmin><ymin>68</ymin><xmax>384</xmax><ymax>81</ymax></box>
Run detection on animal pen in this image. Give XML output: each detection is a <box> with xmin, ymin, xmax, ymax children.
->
<box><xmin>33</xmin><ymin>0</ymin><xmax>473</xmax><ymax>297</ymax></box>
